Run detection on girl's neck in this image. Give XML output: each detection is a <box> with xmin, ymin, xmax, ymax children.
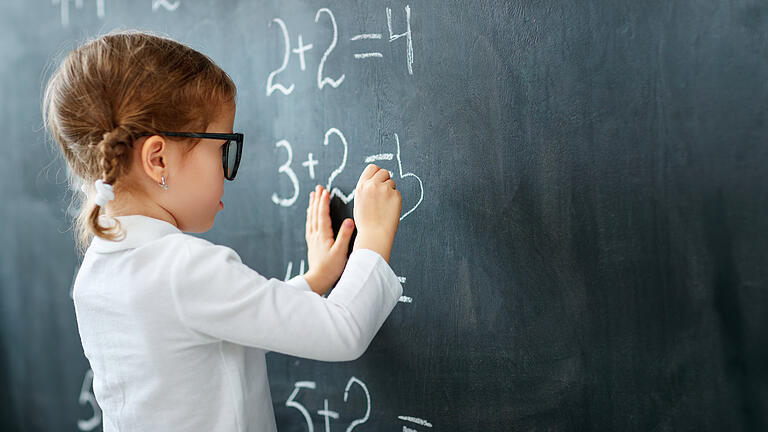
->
<box><xmin>104</xmin><ymin>198</ymin><xmax>179</xmax><ymax>229</ymax></box>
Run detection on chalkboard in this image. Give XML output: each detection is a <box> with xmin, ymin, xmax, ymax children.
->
<box><xmin>2</xmin><ymin>0</ymin><xmax>767</xmax><ymax>430</ymax></box>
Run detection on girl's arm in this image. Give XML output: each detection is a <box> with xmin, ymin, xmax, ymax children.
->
<box><xmin>169</xmin><ymin>237</ymin><xmax>402</xmax><ymax>362</ymax></box>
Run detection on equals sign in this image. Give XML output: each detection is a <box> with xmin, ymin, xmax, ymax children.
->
<box><xmin>350</xmin><ymin>33</ymin><xmax>384</xmax><ymax>59</ymax></box>
<box><xmin>398</xmin><ymin>415</ymin><xmax>433</xmax><ymax>431</ymax></box>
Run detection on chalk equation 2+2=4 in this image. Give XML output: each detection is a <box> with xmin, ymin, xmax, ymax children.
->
<box><xmin>267</xmin><ymin>5</ymin><xmax>414</xmax><ymax>96</ymax></box>
<box><xmin>271</xmin><ymin>127</ymin><xmax>424</xmax><ymax>222</ymax></box>
<box><xmin>285</xmin><ymin>377</ymin><xmax>433</xmax><ymax>432</ymax></box>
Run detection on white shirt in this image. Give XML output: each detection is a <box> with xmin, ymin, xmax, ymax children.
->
<box><xmin>72</xmin><ymin>214</ymin><xmax>402</xmax><ymax>432</ymax></box>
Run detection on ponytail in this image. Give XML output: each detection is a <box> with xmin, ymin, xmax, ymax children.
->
<box><xmin>84</xmin><ymin>125</ymin><xmax>134</xmax><ymax>242</ymax></box>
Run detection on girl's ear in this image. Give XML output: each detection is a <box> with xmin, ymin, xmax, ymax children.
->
<box><xmin>140</xmin><ymin>135</ymin><xmax>169</xmax><ymax>184</ymax></box>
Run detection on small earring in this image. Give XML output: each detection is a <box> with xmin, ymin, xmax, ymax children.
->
<box><xmin>159</xmin><ymin>175</ymin><xmax>168</xmax><ymax>190</ymax></box>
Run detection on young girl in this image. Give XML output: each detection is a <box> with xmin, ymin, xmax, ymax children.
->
<box><xmin>43</xmin><ymin>30</ymin><xmax>403</xmax><ymax>431</ymax></box>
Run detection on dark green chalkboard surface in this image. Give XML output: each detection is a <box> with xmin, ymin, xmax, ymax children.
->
<box><xmin>2</xmin><ymin>0</ymin><xmax>767</xmax><ymax>430</ymax></box>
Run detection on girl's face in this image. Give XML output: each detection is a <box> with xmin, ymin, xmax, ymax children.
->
<box><xmin>121</xmin><ymin>103</ymin><xmax>237</xmax><ymax>233</ymax></box>
<box><xmin>166</xmin><ymin>103</ymin><xmax>236</xmax><ymax>232</ymax></box>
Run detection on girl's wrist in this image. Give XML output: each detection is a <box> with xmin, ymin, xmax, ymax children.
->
<box><xmin>302</xmin><ymin>271</ymin><xmax>328</xmax><ymax>296</ymax></box>
<box><xmin>352</xmin><ymin>232</ymin><xmax>393</xmax><ymax>263</ymax></box>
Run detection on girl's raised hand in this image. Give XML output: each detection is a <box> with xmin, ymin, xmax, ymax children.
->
<box><xmin>303</xmin><ymin>185</ymin><xmax>355</xmax><ymax>296</ymax></box>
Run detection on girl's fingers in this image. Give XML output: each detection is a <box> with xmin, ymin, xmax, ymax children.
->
<box><xmin>306</xmin><ymin>191</ymin><xmax>314</xmax><ymax>234</ymax></box>
<box><xmin>310</xmin><ymin>186</ymin><xmax>317</xmax><ymax>232</ymax></box>
<box><xmin>312</xmin><ymin>185</ymin><xmax>322</xmax><ymax>231</ymax></box>
<box><xmin>331</xmin><ymin>218</ymin><xmax>354</xmax><ymax>253</ymax></box>
<box><xmin>318</xmin><ymin>188</ymin><xmax>332</xmax><ymax>235</ymax></box>
<box><xmin>372</xmin><ymin>168</ymin><xmax>391</xmax><ymax>182</ymax></box>
<box><xmin>308</xmin><ymin>186</ymin><xmax>335</xmax><ymax>237</ymax></box>
<box><xmin>357</xmin><ymin>164</ymin><xmax>380</xmax><ymax>188</ymax></box>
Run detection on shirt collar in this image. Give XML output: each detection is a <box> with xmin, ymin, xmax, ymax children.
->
<box><xmin>88</xmin><ymin>214</ymin><xmax>183</xmax><ymax>253</ymax></box>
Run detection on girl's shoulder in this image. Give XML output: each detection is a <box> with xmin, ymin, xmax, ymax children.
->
<box><xmin>166</xmin><ymin>233</ymin><xmax>244</xmax><ymax>266</ymax></box>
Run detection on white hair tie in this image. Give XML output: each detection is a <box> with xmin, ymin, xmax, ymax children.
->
<box><xmin>82</xmin><ymin>179</ymin><xmax>115</xmax><ymax>206</ymax></box>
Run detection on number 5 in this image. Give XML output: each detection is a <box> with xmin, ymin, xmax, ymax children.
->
<box><xmin>77</xmin><ymin>369</ymin><xmax>101</xmax><ymax>431</ymax></box>
<box><xmin>286</xmin><ymin>381</ymin><xmax>316</xmax><ymax>432</ymax></box>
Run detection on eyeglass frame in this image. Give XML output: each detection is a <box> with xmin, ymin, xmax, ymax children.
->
<box><xmin>136</xmin><ymin>131</ymin><xmax>244</xmax><ymax>181</ymax></box>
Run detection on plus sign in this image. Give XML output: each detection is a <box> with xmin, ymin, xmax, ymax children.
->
<box><xmin>316</xmin><ymin>399</ymin><xmax>339</xmax><ymax>432</ymax></box>
<box><xmin>302</xmin><ymin>152</ymin><xmax>319</xmax><ymax>179</ymax></box>
<box><xmin>292</xmin><ymin>34</ymin><xmax>313</xmax><ymax>71</ymax></box>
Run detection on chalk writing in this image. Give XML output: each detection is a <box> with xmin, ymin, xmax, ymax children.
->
<box><xmin>271</xmin><ymin>139</ymin><xmax>300</xmax><ymax>207</ymax></box>
<box><xmin>303</xmin><ymin>153</ymin><xmax>320</xmax><ymax>179</ymax></box>
<box><xmin>76</xmin><ymin>369</ymin><xmax>101</xmax><ymax>431</ymax></box>
<box><xmin>399</xmin><ymin>415</ymin><xmax>434</xmax><ymax>431</ymax></box>
<box><xmin>386</xmin><ymin>5</ymin><xmax>414</xmax><ymax>74</ymax></box>
<box><xmin>266</xmin><ymin>5</ymin><xmax>414</xmax><ymax>94</ymax></box>
<box><xmin>315</xmin><ymin>8</ymin><xmax>346</xmax><ymax>89</ymax></box>
<box><xmin>267</xmin><ymin>18</ymin><xmax>296</xmax><ymax>96</ymax></box>
<box><xmin>51</xmin><ymin>0</ymin><xmax>104</xmax><ymax>27</ymax></box>
<box><xmin>271</xmin><ymin>129</ymin><xmax>423</xmax><ymax>223</ymax></box>
<box><xmin>284</xmin><ymin>377</ymin><xmax>433</xmax><ymax>431</ymax></box>
<box><xmin>323</xmin><ymin>128</ymin><xmax>354</xmax><ymax>204</ymax></box>
<box><xmin>286</xmin><ymin>381</ymin><xmax>317</xmax><ymax>431</ymax></box>
<box><xmin>363</xmin><ymin>133</ymin><xmax>424</xmax><ymax>221</ymax></box>
<box><xmin>152</xmin><ymin>0</ymin><xmax>180</xmax><ymax>12</ymax></box>
<box><xmin>53</xmin><ymin>0</ymin><xmax>181</xmax><ymax>26</ymax></box>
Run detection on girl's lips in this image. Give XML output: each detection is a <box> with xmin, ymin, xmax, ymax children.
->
<box><xmin>219</xmin><ymin>200</ymin><xmax>224</xmax><ymax>208</ymax></box>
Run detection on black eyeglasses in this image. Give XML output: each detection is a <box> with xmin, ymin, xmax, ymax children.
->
<box><xmin>137</xmin><ymin>131</ymin><xmax>244</xmax><ymax>180</ymax></box>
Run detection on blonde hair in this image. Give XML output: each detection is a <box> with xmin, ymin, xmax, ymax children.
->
<box><xmin>42</xmin><ymin>29</ymin><xmax>237</xmax><ymax>257</ymax></box>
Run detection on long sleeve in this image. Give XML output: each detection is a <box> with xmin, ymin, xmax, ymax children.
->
<box><xmin>285</xmin><ymin>274</ymin><xmax>313</xmax><ymax>292</ymax></box>
<box><xmin>169</xmin><ymin>239</ymin><xmax>402</xmax><ymax>361</ymax></box>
